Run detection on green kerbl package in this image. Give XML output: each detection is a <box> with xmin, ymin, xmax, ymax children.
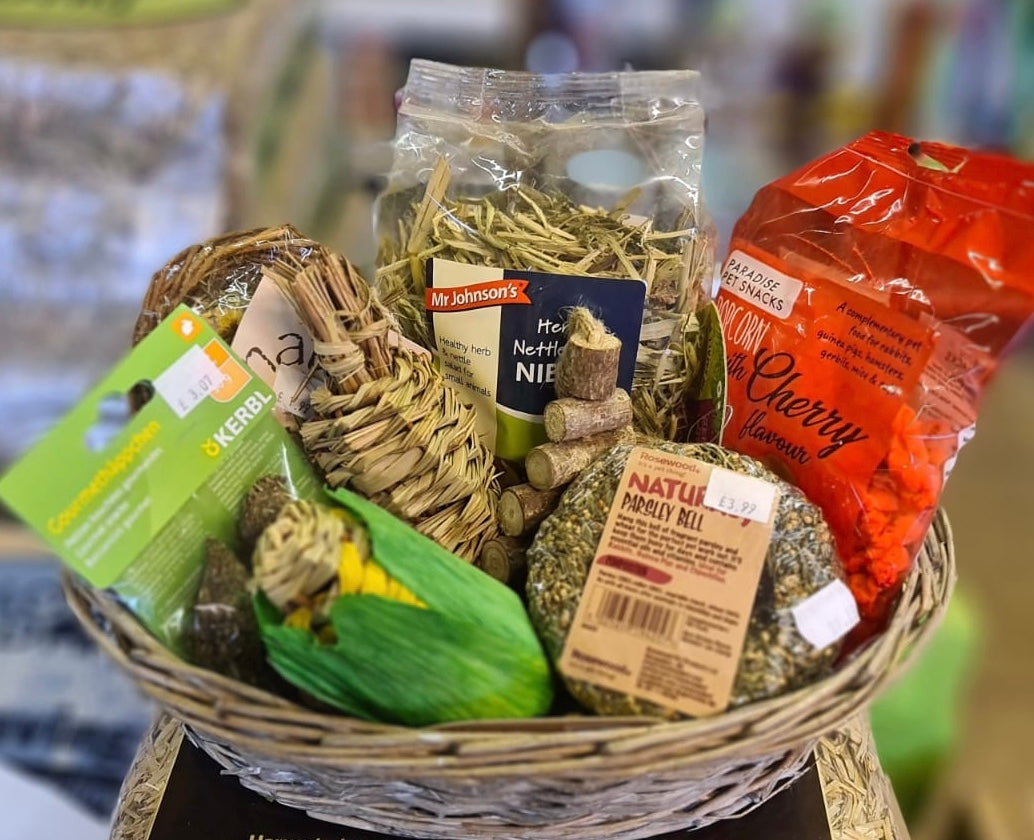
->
<box><xmin>0</xmin><ymin>306</ymin><xmax>319</xmax><ymax>652</ymax></box>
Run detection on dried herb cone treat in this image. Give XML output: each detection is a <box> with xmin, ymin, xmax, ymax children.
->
<box><xmin>186</xmin><ymin>539</ymin><xmax>267</xmax><ymax>686</ymax></box>
<box><xmin>269</xmin><ymin>247</ymin><xmax>499</xmax><ymax>562</ymax></box>
<box><xmin>238</xmin><ymin>474</ymin><xmax>295</xmax><ymax>551</ymax></box>
<box><xmin>527</xmin><ymin>442</ymin><xmax>845</xmax><ymax>717</ymax></box>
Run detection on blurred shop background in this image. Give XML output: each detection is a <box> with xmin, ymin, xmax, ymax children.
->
<box><xmin>0</xmin><ymin>1</ymin><xmax>1031</xmax><ymax>838</ymax></box>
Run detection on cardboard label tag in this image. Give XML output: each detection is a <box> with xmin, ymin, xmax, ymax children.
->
<box><xmin>426</xmin><ymin>259</ymin><xmax>646</xmax><ymax>461</ymax></box>
<box><xmin>230</xmin><ymin>275</ymin><xmax>316</xmax><ymax>418</ymax></box>
<box><xmin>559</xmin><ymin>447</ymin><xmax>777</xmax><ymax>716</ymax></box>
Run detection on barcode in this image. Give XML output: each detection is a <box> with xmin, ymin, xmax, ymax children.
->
<box><xmin>597</xmin><ymin>589</ymin><xmax>676</xmax><ymax>641</ymax></box>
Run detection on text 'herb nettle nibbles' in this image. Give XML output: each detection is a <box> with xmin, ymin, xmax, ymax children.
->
<box><xmin>267</xmin><ymin>247</ymin><xmax>500</xmax><ymax>563</ymax></box>
<box><xmin>527</xmin><ymin>442</ymin><xmax>854</xmax><ymax>719</ymax></box>
<box><xmin>375</xmin><ymin>61</ymin><xmax>716</xmax><ymax>460</ymax></box>
<box><xmin>254</xmin><ymin>489</ymin><xmax>553</xmax><ymax>726</ymax></box>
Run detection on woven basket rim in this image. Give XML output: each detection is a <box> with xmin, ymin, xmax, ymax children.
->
<box><xmin>62</xmin><ymin>510</ymin><xmax>954</xmax><ymax>770</ymax></box>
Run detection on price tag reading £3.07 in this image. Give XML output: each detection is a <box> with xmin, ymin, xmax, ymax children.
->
<box><xmin>702</xmin><ymin>466</ymin><xmax>778</xmax><ymax>524</ymax></box>
<box><xmin>153</xmin><ymin>345</ymin><xmax>225</xmax><ymax>419</ymax></box>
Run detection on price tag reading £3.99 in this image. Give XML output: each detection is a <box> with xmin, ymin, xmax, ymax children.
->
<box><xmin>702</xmin><ymin>466</ymin><xmax>778</xmax><ymax>524</ymax></box>
<box><xmin>153</xmin><ymin>345</ymin><xmax>225</xmax><ymax>419</ymax></box>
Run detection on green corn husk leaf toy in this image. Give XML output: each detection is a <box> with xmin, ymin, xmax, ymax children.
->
<box><xmin>253</xmin><ymin>487</ymin><xmax>553</xmax><ymax>726</ymax></box>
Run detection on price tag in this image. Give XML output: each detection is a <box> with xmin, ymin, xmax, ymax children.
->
<box><xmin>153</xmin><ymin>345</ymin><xmax>225</xmax><ymax>419</ymax></box>
<box><xmin>791</xmin><ymin>580</ymin><xmax>860</xmax><ymax>649</ymax></box>
<box><xmin>702</xmin><ymin>467</ymin><xmax>777</xmax><ymax>524</ymax></box>
<box><xmin>942</xmin><ymin>423</ymin><xmax>976</xmax><ymax>481</ymax></box>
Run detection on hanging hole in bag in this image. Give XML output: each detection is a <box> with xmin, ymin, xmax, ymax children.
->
<box><xmin>84</xmin><ymin>382</ymin><xmax>153</xmax><ymax>452</ymax></box>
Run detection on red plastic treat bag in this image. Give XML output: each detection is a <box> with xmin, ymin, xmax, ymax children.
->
<box><xmin>716</xmin><ymin>131</ymin><xmax>1034</xmax><ymax>634</ymax></box>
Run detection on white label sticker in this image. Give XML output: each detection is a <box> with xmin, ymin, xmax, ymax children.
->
<box><xmin>153</xmin><ymin>345</ymin><xmax>225</xmax><ymax>419</ymax></box>
<box><xmin>942</xmin><ymin>423</ymin><xmax>977</xmax><ymax>482</ymax></box>
<box><xmin>720</xmin><ymin>250</ymin><xmax>804</xmax><ymax>320</ymax></box>
<box><xmin>702</xmin><ymin>467</ymin><xmax>778</xmax><ymax>524</ymax></box>
<box><xmin>231</xmin><ymin>276</ymin><xmax>315</xmax><ymax>417</ymax></box>
<box><xmin>791</xmin><ymin>579</ymin><xmax>860</xmax><ymax>649</ymax></box>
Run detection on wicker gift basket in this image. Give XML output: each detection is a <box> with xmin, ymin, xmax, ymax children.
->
<box><xmin>45</xmin><ymin>223</ymin><xmax>956</xmax><ymax>839</ymax></box>
<box><xmin>63</xmin><ymin>511</ymin><xmax>952</xmax><ymax>840</ymax></box>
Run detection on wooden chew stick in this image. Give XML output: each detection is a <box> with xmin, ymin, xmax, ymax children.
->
<box><xmin>544</xmin><ymin>389</ymin><xmax>632</xmax><ymax>443</ymax></box>
<box><xmin>526</xmin><ymin>427</ymin><xmax>636</xmax><ymax>490</ymax></box>
<box><xmin>499</xmin><ymin>484</ymin><xmax>566</xmax><ymax>537</ymax></box>
<box><xmin>477</xmin><ymin>535</ymin><xmax>530</xmax><ymax>588</ymax></box>
<box><xmin>555</xmin><ymin>308</ymin><xmax>622</xmax><ymax>401</ymax></box>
